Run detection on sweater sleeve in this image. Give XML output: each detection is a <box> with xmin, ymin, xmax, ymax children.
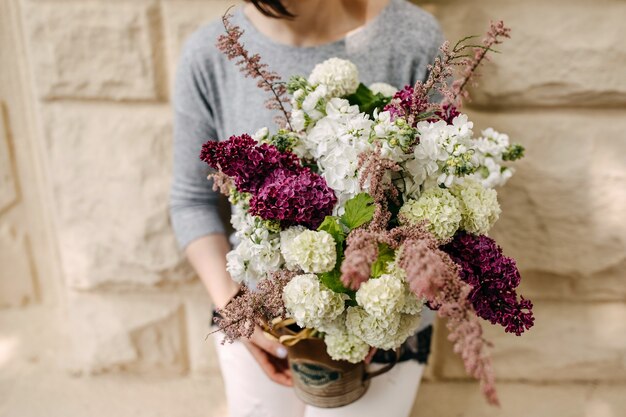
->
<box><xmin>169</xmin><ymin>42</ymin><xmax>225</xmax><ymax>250</ymax></box>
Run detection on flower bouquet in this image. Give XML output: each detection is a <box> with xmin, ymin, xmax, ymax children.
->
<box><xmin>205</xmin><ymin>14</ymin><xmax>534</xmax><ymax>407</ymax></box>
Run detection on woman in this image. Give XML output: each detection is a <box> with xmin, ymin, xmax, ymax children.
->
<box><xmin>170</xmin><ymin>1</ymin><xmax>444</xmax><ymax>416</ymax></box>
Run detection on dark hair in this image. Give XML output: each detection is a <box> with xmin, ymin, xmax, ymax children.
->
<box><xmin>246</xmin><ymin>0</ymin><xmax>295</xmax><ymax>19</ymax></box>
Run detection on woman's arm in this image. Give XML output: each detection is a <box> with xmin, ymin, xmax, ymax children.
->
<box><xmin>170</xmin><ymin>36</ymin><xmax>291</xmax><ymax>386</ymax></box>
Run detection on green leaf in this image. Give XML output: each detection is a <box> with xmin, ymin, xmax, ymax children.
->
<box><xmin>319</xmin><ymin>269</ymin><xmax>353</xmax><ymax>296</ymax></box>
<box><xmin>341</xmin><ymin>193</ymin><xmax>375</xmax><ymax>230</ymax></box>
<box><xmin>370</xmin><ymin>243</ymin><xmax>395</xmax><ymax>278</ymax></box>
<box><xmin>317</xmin><ymin>216</ymin><xmax>345</xmax><ymax>245</ymax></box>
<box><xmin>346</xmin><ymin>83</ymin><xmax>392</xmax><ymax>116</ymax></box>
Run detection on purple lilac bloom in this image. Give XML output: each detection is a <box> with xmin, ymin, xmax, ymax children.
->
<box><xmin>433</xmin><ymin>103</ymin><xmax>460</xmax><ymax>124</ymax></box>
<box><xmin>200</xmin><ymin>134</ymin><xmax>300</xmax><ymax>193</ymax></box>
<box><xmin>442</xmin><ymin>232</ymin><xmax>534</xmax><ymax>336</ymax></box>
<box><xmin>200</xmin><ymin>134</ymin><xmax>336</xmax><ymax>228</ymax></box>
<box><xmin>250</xmin><ymin>167</ymin><xmax>336</xmax><ymax>229</ymax></box>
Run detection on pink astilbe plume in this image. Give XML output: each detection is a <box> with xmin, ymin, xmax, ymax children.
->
<box><xmin>357</xmin><ymin>147</ymin><xmax>401</xmax><ymax>231</ymax></box>
<box><xmin>447</xmin><ymin>20</ymin><xmax>511</xmax><ymax>108</ymax></box>
<box><xmin>340</xmin><ymin>229</ymin><xmax>380</xmax><ymax>290</ymax></box>
<box><xmin>214</xmin><ymin>270</ymin><xmax>295</xmax><ymax>344</ymax></box>
<box><xmin>398</xmin><ymin>236</ymin><xmax>500</xmax><ymax>406</ymax></box>
<box><xmin>217</xmin><ymin>11</ymin><xmax>292</xmax><ymax>129</ymax></box>
<box><xmin>386</xmin><ymin>21</ymin><xmax>511</xmax><ymax>126</ymax></box>
<box><xmin>208</xmin><ymin>172</ymin><xmax>234</xmax><ymax>196</ymax></box>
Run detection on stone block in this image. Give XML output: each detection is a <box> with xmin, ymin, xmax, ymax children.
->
<box><xmin>66</xmin><ymin>292</ymin><xmax>188</xmax><ymax>374</ymax></box>
<box><xmin>162</xmin><ymin>0</ymin><xmax>241</xmax><ymax>88</ymax></box>
<box><xmin>411</xmin><ymin>381</ymin><xmax>626</xmax><ymax>417</ymax></box>
<box><xmin>182</xmin><ymin>283</ymin><xmax>221</xmax><ymax>375</ymax></box>
<box><xmin>416</xmin><ymin>0</ymin><xmax>626</xmax><ymax>107</ymax></box>
<box><xmin>162</xmin><ymin>0</ymin><xmax>237</xmax><ymax>60</ymax></box>
<box><xmin>42</xmin><ymin>103</ymin><xmax>195</xmax><ymax>290</ymax></box>
<box><xmin>465</xmin><ymin>109</ymin><xmax>626</xmax><ymax>301</ymax></box>
<box><xmin>0</xmin><ymin>225</ymin><xmax>37</xmax><ymax>308</ymax></box>
<box><xmin>0</xmin><ymin>108</ymin><xmax>18</xmax><ymax>213</ymax></box>
<box><xmin>435</xmin><ymin>301</ymin><xmax>626</xmax><ymax>382</ymax></box>
<box><xmin>22</xmin><ymin>1</ymin><xmax>163</xmax><ymax>101</ymax></box>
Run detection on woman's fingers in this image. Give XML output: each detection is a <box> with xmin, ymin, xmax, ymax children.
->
<box><xmin>250</xmin><ymin>326</ymin><xmax>288</xmax><ymax>359</ymax></box>
<box><xmin>245</xmin><ymin>342</ymin><xmax>293</xmax><ymax>386</ymax></box>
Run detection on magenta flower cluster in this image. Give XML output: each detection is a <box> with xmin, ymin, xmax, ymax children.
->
<box><xmin>384</xmin><ymin>85</ymin><xmax>460</xmax><ymax>125</ymax></box>
<box><xmin>442</xmin><ymin>232</ymin><xmax>534</xmax><ymax>336</ymax></box>
<box><xmin>200</xmin><ymin>134</ymin><xmax>336</xmax><ymax>228</ymax></box>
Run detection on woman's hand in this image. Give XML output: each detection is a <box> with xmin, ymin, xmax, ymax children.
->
<box><xmin>243</xmin><ymin>325</ymin><xmax>293</xmax><ymax>386</ymax></box>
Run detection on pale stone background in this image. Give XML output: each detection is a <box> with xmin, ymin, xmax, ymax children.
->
<box><xmin>0</xmin><ymin>0</ymin><xmax>624</xmax><ymax>416</ymax></box>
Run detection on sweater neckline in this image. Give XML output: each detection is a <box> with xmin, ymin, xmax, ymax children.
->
<box><xmin>232</xmin><ymin>0</ymin><xmax>398</xmax><ymax>53</ymax></box>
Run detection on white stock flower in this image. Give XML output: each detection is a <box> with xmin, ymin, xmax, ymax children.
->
<box><xmin>399</xmin><ymin>187</ymin><xmax>462</xmax><ymax>241</ymax></box>
<box><xmin>252</xmin><ymin>126</ymin><xmax>270</xmax><ymax>143</ymax></box>
<box><xmin>283</xmin><ymin>230</ymin><xmax>337</xmax><ymax>273</ymax></box>
<box><xmin>325</xmin><ymin>331</ymin><xmax>370</xmax><ymax>364</ymax></box>
<box><xmin>226</xmin><ymin>235</ymin><xmax>281</xmax><ymax>285</ymax></box>
<box><xmin>355</xmin><ymin>274</ymin><xmax>405</xmax><ymax>319</ymax></box>
<box><xmin>408</xmin><ymin>114</ymin><xmax>477</xmax><ymax>191</ymax></box>
<box><xmin>346</xmin><ymin>306</ymin><xmax>401</xmax><ymax>350</ymax></box>
<box><xmin>290</xmin><ymin>109</ymin><xmax>306</xmax><ymax>132</ymax></box>
<box><xmin>369</xmin><ymin>82</ymin><xmax>398</xmax><ymax>97</ymax></box>
<box><xmin>308</xmin><ymin>58</ymin><xmax>359</xmax><ymax>98</ymax></box>
<box><xmin>452</xmin><ymin>178</ymin><xmax>501</xmax><ymax>235</ymax></box>
<box><xmin>283</xmin><ymin>274</ymin><xmax>347</xmax><ymax>329</ymax></box>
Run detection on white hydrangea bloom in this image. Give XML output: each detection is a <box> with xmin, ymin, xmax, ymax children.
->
<box><xmin>280</xmin><ymin>226</ymin><xmax>307</xmax><ymax>270</ymax></box>
<box><xmin>369</xmin><ymin>82</ymin><xmax>398</xmax><ymax>97</ymax></box>
<box><xmin>308</xmin><ymin>58</ymin><xmax>359</xmax><ymax>98</ymax></box>
<box><xmin>401</xmin><ymin>286</ymin><xmax>424</xmax><ymax>315</ymax></box>
<box><xmin>452</xmin><ymin>178</ymin><xmax>501</xmax><ymax>235</ymax></box>
<box><xmin>283</xmin><ymin>274</ymin><xmax>348</xmax><ymax>329</ymax></box>
<box><xmin>399</xmin><ymin>187</ymin><xmax>462</xmax><ymax>240</ymax></box>
<box><xmin>392</xmin><ymin>313</ymin><xmax>423</xmax><ymax>347</ymax></box>
<box><xmin>325</xmin><ymin>331</ymin><xmax>370</xmax><ymax>364</ymax></box>
<box><xmin>355</xmin><ymin>274</ymin><xmax>405</xmax><ymax>319</ymax></box>
<box><xmin>346</xmin><ymin>306</ymin><xmax>401</xmax><ymax>350</ymax></box>
<box><xmin>282</xmin><ymin>230</ymin><xmax>337</xmax><ymax>273</ymax></box>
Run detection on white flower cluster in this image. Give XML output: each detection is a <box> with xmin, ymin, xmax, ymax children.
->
<box><xmin>405</xmin><ymin>114</ymin><xmax>477</xmax><ymax>192</ymax></box>
<box><xmin>283</xmin><ymin>274</ymin><xmax>348</xmax><ymax>329</ymax></box>
<box><xmin>368</xmin><ymin>82</ymin><xmax>398</xmax><ymax>97</ymax></box>
<box><xmin>226</xmin><ymin>204</ymin><xmax>283</xmax><ymax>286</ymax></box>
<box><xmin>306</xmin><ymin>98</ymin><xmax>374</xmax><ymax>209</ymax></box>
<box><xmin>308</xmin><ymin>58</ymin><xmax>360</xmax><ymax>98</ymax></box>
<box><xmin>372</xmin><ymin>111</ymin><xmax>417</xmax><ymax>163</ymax></box>
<box><xmin>355</xmin><ymin>274</ymin><xmax>405</xmax><ymax>319</ymax></box>
<box><xmin>453</xmin><ymin>178</ymin><xmax>501</xmax><ymax>235</ymax></box>
<box><xmin>399</xmin><ymin>187</ymin><xmax>462</xmax><ymax>240</ymax></box>
<box><xmin>290</xmin><ymin>58</ymin><xmax>360</xmax><ymax>133</ymax></box>
<box><xmin>223</xmin><ymin>58</ymin><xmax>521</xmax><ymax>365</ymax></box>
<box><xmin>399</xmin><ymin>178</ymin><xmax>501</xmax><ymax>239</ymax></box>
<box><xmin>280</xmin><ymin>229</ymin><xmax>337</xmax><ymax>273</ymax></box>
<box><xmin>470</xmin><ymin>128</ymin><xmax>516</xmax><ymax>188</ymax></box>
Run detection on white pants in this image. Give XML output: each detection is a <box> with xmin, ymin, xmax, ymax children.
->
<box><xmin>213</xmin><ymin>334</ymin><xmax>424</xmax><ymax>417</ymax></box>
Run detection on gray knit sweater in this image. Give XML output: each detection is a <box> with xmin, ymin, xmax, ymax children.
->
<box><xmin>170</xmin><ymin>0</ymin><xmax>444</xmax><ymax>327</ymax></box>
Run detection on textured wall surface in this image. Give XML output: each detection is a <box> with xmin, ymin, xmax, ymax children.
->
<box><xmin>1</xmin><ymin>0</ymin><xmax>624</xmax><ymax>416</ymax></box>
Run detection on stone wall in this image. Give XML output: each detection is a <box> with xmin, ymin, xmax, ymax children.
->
<box><xmin>1</xmin><ymin>0</ymin><xmax>624</xmax><ymax>416</ymax></box>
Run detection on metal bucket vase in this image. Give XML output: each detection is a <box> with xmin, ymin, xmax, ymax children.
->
<box><xmin>287</xmin><ymin>338</ymin><xmax>397</xmax><ymax>408</ymax></box>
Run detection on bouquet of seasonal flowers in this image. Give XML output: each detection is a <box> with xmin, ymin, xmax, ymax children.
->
<box><xmin>204</xmin><ymin>14</ymin><xmax>534</xmax><ymax>406</ymax></box>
